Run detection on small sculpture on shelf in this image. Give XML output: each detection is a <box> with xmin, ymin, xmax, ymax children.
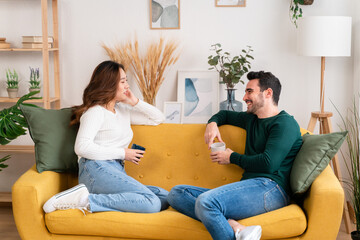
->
<box><xmin>208</xmin><ymin>43</ymin><xmax>254</xmax><ymax>112</ymax></box>
<box><xmin>5</xmin><ymin>68</ymin><xmax>19</xmax><ymax>99</ymax></box>
<box><xmin>29</xmin><ymin>67</ymin><xmax>41</xmax><ymax>97</ymax></box>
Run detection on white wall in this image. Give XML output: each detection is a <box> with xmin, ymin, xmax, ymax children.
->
<box><xmin>355</xmin><ymin>1</ymin><xmax>360</xmax><ymax>95</ymax></box>
<box><xmin>0</xmin><ymin>0</ymin><xmax>357</xmax><ymax>191</ymax></box>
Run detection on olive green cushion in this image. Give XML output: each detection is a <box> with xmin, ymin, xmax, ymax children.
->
<box><xmin>290</xmin><ymin>131</ymin><xmax>347</xmax><ymax>195</ymax></box>
<box><xmin>20</xmin><ymin>105</ymin><xmax>79</xmax><ymax>173</ymax></box>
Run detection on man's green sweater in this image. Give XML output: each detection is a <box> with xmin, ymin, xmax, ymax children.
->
<box><xmin>208</xmin><ymin>110</ymin><xmax>302</xmax><ymax>195</ymax></box>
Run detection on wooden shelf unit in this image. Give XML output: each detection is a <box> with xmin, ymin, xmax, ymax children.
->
<box><xmin>0</xmin><ymin>192</ymin><xmax>12</xmax><ymax>203</ymax></box>
<box><xmin>0</xmin><ymin>145</ymin><xmax>35</xmax><ymax>153</ymax></box>
<box><xmin>0</xmin><ymin>0</ymin><xmax>61</xmax><ymax>202</ymax></box>
<box><xmin>0</xmin><ymin>97</ymin><xmax>60</xmax><ymax>103</ymax></box>
<box><xmin>0</xmin><ymin>0</ymin><xmax>61</xmax><ymax>110</ymax></box>
<box><xmin>0</xmin><ymin>48</ymin><xmax>59</xmax><ymax>52</ymax></box>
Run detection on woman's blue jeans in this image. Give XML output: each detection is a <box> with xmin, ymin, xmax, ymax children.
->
<box><xmin>78</xmin><ymin>158</ymin><xmax>169</xmax><ymax>213</ymax></box>
<box><xmin>167</xmin><ymin>177</ymin><xmax>290</xmax><ymax>240</ymax></box>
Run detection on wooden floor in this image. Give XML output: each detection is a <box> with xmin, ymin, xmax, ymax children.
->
<box><xmin>0</xmin><ymin>204</ymin><xmax>353</xmax><ymax>240</ymax></box>
<box><xmin>1</xmin><ymin>205</ymin><xmax>20</xmax><ymax>240</ymax></box>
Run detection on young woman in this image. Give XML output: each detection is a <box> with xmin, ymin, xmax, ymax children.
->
<box><xmin>43</xmin><ymin>60</ymin><xmax>168</xmax><ymax>214</ymax></box>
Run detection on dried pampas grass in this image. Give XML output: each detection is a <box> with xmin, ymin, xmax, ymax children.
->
<box><xmin>103</xmin><ymin>37</ymin><xmax>180</xmax><ymax>105</ymax></box>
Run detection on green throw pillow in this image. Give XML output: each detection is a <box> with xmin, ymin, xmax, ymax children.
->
<box><xmin>20</xmin><ymin>105</ymin><xmax>79</xmax><ymax>173</ymax></box>
<box><xmin>290</xmin><ymin>131</ymin><xmax>347</xmax><ymax>195</ymax></box>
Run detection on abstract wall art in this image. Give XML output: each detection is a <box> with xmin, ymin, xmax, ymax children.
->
<box><xmin>150</xmin><ymin>0</ymin><xmax>180</xmax><ymax>29</ymax></box>
<box><xmin>177</xmin><ymin>71</ymin><xmax>219</xmax><ymax>123</ymax></box>
<box><xmin>216</xmin><ymin>0</ymin><xmax>246</xmax><ymax>7</ymax></box>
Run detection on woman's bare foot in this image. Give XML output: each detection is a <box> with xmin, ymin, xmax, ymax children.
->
<box><xmin>228</xmin><ymin>219</ymin><xmax>246</xmax><ymax>233</ymax></box>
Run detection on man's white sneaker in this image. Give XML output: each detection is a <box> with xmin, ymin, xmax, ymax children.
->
<box><xmin>43</xmin><ymin>184</ymin><xmax>89</xmax><ymax>214</ymax></box>
<box><xmin>235</xmin><ymin>225</ymin><xmax>262</xmax><ymax>240</ymax></box>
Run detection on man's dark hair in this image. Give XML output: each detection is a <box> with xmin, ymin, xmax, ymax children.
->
<box><xmin>247</xmin><ymin>71</ymin><xmax>281</xmax><ymax>105</ymax></box>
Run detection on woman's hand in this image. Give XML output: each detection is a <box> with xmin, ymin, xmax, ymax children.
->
<box><xmin>210</xmin><ymin>148</ymin><xmax>233</xmax><ymax>165</ymax></box>
<box><xmin>121</xmin><ymin>89</ymin><xmax>139</xmax><ymax>106</ymax></box>
<box><xmin>124</xmin><ymin>148</ymin><xmax>145</xmax><ymax>165</ymax></box>
<box><xmin>204</xmin><ymin>122</ymin><xmax>224</xmax><ymax>149</ymax></box>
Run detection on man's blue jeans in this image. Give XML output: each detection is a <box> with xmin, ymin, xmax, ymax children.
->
<box><xmin>167</xmin><ymin>177</ymin><xmax>290</xmax><ymax>240</ymax></box>
<box><xmin>78</xmin><ymin>158</ymin><xmax>169</xmax><ymax>213</ymax></box>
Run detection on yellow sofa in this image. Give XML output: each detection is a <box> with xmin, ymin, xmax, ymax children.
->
<box><xmin>12</xmin><ymin>124</ymin><xmax>344</xmax><ymax>240</ymax></box>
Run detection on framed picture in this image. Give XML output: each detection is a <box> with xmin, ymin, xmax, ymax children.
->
<box><xmin>150</xmin><ymin>0</ymin><xmax>180</xmax><ymax>29</ymax></box>
<box><xmin>215</xmin><ymin>0</ymin><xmax>246</xmax><ymax>7</ymax></box>
<box><xmin>164</xmin><ymin>102</ymin><xmax>183</xmax><ymax>123</ymax></box>
<box><xmin>177</xmin><ymin>71</ymin><xmax>219</xmax><ymax>123</ymax></box>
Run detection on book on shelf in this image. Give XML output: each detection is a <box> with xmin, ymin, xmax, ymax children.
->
<box><xmin>0</xmin><ymin>38</ymin><xmax>6</xmax><ymax>43</ymax></box>
<box><xmin>22</xmin><ymin>36</ymin><xmax>54</xmax><ymax>43</ymax></box>
<box><xmin>0</xmin><ymin>42</ymin><xmax>10</xmax><ymax>49</ymax></box>
<box><xmin>22</xmin><ymin>42</ymin><xmax>52</xmax><ymax>49</ymax></box>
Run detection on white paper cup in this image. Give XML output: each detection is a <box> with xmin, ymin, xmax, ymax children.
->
<box><xmin>211</xmin><ymin>142</ymin><xmax>226</xmax><ymax>152</ymax></box>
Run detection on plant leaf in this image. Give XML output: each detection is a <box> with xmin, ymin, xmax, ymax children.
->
<box><xmin>0</xmin><ymin>92</ymin><xmax>39</xmax><ymax>145</ymax></box>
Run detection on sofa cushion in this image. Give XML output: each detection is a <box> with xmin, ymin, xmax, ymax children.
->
<box><xmin>290</xmin><ymin>131</ymin><xmax>347</xmax><ymax>195</ymax></box>
<box><xmin>45</xmin><ymin>204</ymin><xmax>306</xmax><ymax>239</ymax></box>
<box><xmin>20</xmin><ymin>105</ymin><xmax>79</xmax><ymax>173</ymax></box>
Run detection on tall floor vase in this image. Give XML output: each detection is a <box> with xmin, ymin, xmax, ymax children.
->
<box><xmin>219</xmin><ymin>89</ymin><xmax>242</xmax><ymax>112</ymax></box>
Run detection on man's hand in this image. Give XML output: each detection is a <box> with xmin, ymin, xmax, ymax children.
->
<box><xmin>210</xmin><ymin>148</ymin><xmax>233</xmax><ymax>165</ymax></box>
<box><xmin>124</xmin><ymin>148</ymin><xmax>145</xmax><ymax>165</ymax></box>
<box><xmin>204</xmin><ymin>122</ymin><xmax>224</xmax><ymax>149</ymax></box>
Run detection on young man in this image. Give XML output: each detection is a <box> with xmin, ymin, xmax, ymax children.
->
<box><xmin>167</xmin><ymin>71</ymin><xmax>303</xmax><ymax>240</ymax></box>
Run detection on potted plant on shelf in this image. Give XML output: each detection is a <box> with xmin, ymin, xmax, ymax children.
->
<box><xmin>29</xmin><ymin>67</ymin><xmax>41</xmax><ymax>97</ymax></box>
<box><xmin>0</xmin><ymin>91</ymin><xmax>39</xmax><ymax>171</ymax></box>
<box><xmin>6</xmin><ymin>68</ymin><xmax>19</xmax><ymax>99</ymax></box>
<box><xmin>335</xmin><ymin>99</ymin><xmax>360</xmax><ymax>240</ymax></box>
<box><xmin>208</xmin><ymin>43</ymin><xmax>254</xmax><ymax>112</ymax></box>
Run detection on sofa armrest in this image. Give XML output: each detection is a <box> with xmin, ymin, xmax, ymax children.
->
<box><xmin>12</xmin><ymin>165</ymin><xmax>70</xmax><ymax>240</ymax></box>
<box><xmin>300</xmin><ymin>165</ymin><xmax>344</xmax><ymax>239</ymax></box>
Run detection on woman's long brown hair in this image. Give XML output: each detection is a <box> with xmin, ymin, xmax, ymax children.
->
<box><xmin>70</xmin><ymin>61</ymin><xmax>125</xmax><ymax>125</ymax></box>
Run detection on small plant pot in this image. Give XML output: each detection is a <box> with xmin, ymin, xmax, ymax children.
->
<box><xmin>29</xmin><ymin>88</ymin><xmax>41</xmax><ymax>98</ymax></box>
<box><xmin>300</xmin><ymin>0</ymin><xmax>314</xmax><ymax>5</ymax></box>
<box><xmin>7</xmin><ymin>88</ymin><xmax>18</xmax><ymax>99</ymax></box>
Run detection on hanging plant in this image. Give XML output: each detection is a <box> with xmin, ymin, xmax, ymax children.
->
<box><xmin>290</xmin><ymin>0</ymin><xmax>314</xmax><ymax>28</ymax></box>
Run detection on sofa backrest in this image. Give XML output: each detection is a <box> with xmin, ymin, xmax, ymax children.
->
<box><xmin>67</xmin><ymin>123</ymin><xmax>308</xmax><ymax>191</ymax></box>
<box><xmin>125</xmin><ymin>124</ymin><xmax>246</xmax><ymax>191</ymax></box>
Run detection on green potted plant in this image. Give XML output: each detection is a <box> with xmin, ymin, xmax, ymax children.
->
<box><xmin>6</xmin><ymin>68</ymin><xmax>19</xmax><ymax>98</ymax></box>
<box><xmin>290</xmin><ymin>0</ymin><xmax>314</xmax><ymax>28</ymax></box>
<box><xmin>208</xmin><ymin>43</ymin><xmax>254</xmax><ymax>112</ymax></box>
<box><xmin>335</xmin><ymin>99</ymin><xmax>360</xmax><ymax>240</ymax></box>
<box><xmin>0</xmin><ymin>91</ymin><xmax>39</xmax><ymax>171</ymax></box>
<box><xmin>29</xmin><ymin>67</ymin><xmax>41</xmax><ymax>97</ymax></box>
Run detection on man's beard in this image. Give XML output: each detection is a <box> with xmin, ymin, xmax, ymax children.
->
<box><xmin>246</xmin><ymin>95</ymin><xmax>264</xmax><ymax>114</ymax></box>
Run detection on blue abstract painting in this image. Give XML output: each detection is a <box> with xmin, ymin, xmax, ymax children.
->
<box><xmin>184</xmin><ymin>78</ymin><xmax>213</xmax><ymax>117</ymax></box>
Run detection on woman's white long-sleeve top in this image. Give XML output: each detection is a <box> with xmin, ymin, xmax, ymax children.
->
<box><xmin>74</xmin><ymin>100</ymin><xmax>165</xmax><ymax>160</ymax></box>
